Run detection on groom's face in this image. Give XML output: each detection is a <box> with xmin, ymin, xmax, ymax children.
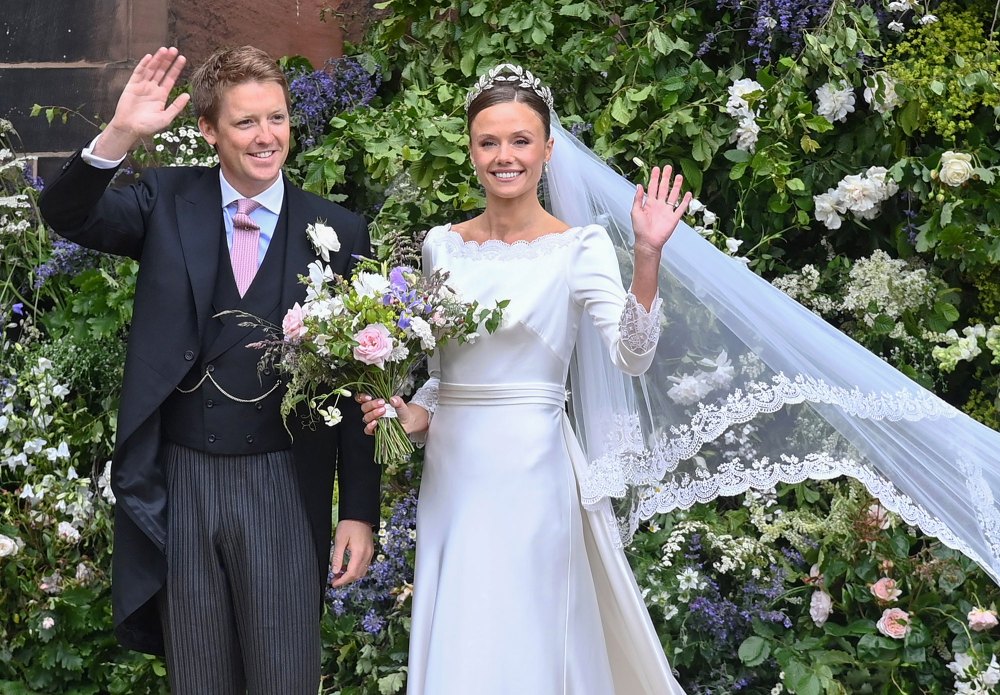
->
<box><xmin>199</xmin><ymin>80</ymin><xmax>290</xmax><ymax>198</ymax></box>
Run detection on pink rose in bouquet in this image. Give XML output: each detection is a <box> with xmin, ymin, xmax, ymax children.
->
<box><xmin>282</xmin><ymin>302</ymin><xmax>308</xmax><ymax>341</ymax></box>
<box><xmin>353</xmin><ymin>324</ymin><xmax>394</xmax><ymax>368</ymax></box>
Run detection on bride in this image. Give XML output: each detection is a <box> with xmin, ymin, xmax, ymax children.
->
<box><xmin>361</xmin><ymin>64</ymin><xmax>690</xmax><ymax>693</ymax></box>
<box><xmin>363</xmin><ymin>63</ymin><xmax>1000</xmax><ymax>693</ymax></box>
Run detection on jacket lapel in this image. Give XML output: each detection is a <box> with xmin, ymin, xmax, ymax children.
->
<box><xmin>174</xmin><ymin>169</ymin><xmax>223</xmax><ymax>338</ymax></box>
<box><xmin>282</xmin><ymin>179</ymin><xmax>319</xmax><ymax>309</ymax></box>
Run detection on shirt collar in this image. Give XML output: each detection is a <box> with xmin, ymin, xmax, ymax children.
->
<box><xmin>218</xmin><ymin>171</ymin><xmax>285</xmax><ymax>215</ymax></box>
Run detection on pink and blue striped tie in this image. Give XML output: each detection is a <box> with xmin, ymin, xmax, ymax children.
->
<box><xmin>231</xmin><ymin>198</ymin><xmax>261</xmax><ymax>297</ymax></box>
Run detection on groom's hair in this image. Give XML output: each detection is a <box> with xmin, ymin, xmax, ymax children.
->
<box><xmin>467</xmin><ymin>84</ymin><xmax>552</xmax><ymax>138</ymax></box>
<box><xmin>189</xmin><ymin>45</ymin><xmax>291</xmax><ymax>126</ymax></box>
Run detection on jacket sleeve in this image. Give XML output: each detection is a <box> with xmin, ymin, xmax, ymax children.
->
<box><xmin>335</xmin><ymin>213</ymin><xmax>382</xmax><ymax>525</ymax></box>
<box><xmin>38</xmin><ymin>149</ymin><xmax>155</xmax><ymax>260</ymax></box>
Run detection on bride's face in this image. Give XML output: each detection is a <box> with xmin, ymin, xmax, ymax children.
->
<box><xmin>469</xmin><ymin>100</ymin><xmax>553</xmax><ymax>202</ymax></box>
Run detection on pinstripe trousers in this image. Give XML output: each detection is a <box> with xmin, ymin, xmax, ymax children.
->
<box><xmin>157</xmin><ymin>442</ymin><xmax>321</xmax><ymax>695</ymax></box>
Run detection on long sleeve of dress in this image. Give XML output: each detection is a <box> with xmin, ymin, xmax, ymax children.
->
<box><xmin>408</xmin><ymin>234</ymin><xmax>443</xmax><ymax>443</ymax></box>
<box><xmin>567</xmin><ymin>226</ymin><xmax>662</xmax><ymax>376</ymax></box>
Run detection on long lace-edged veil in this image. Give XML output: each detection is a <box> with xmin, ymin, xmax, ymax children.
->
<box><xmin>546</xmin><ymin>117</ymin><xmax>1000</xmax><ymax>584</ymax></box>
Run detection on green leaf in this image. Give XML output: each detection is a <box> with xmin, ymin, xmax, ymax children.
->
<box><xmin>934</xmin><ymin>301</ymin><xmax>960</xmax><ymax>323</ymax></box>
<box><xmin>898</xmin><ymin>100</ymin><xmax>919</xmax><ymax>135</ymax></box>
<box><xmin>558</xmin><ymin>2</ymin><xmax>592</xmax><ymax>18</ymax></box>
<box><xmin>940</xmin><ymin>201</ymin><xmax>956</xmax><ymax>226</ymax></box>
<box><xmin>609</xmin><ymin>97</ymin><xmax>636</xmax><ymax>125</ymax></box>
<box><xmin>679</xmin><ymin>158</ymin><xmax>703</xmax><ymax>193</ymax></box>
<box><xmin>928</xmin><ymin>80</ymin><xmax>945</xmax><ymax>96</ymax></box>
<box><xmin>872</xmin><ymin>314</ymin><xmax>895</xmax><ymax>335</ymax></box>
<box><xmin>377</xmin><ymin>671</ymin><xmax>405</xmax><ymax>694</ymax></box>
<box><xmin>460</xmin><ymin>51</ymin><xmax>476</xmax><ymax>77</ymax></box>
<box><xmin>723</xmin><ymin>149</ymin><xmax>751</xmax><ymax>163</ymax></box>
<box><xmin>800</xmin><ymin>135</ymin><xmax>820</xmax><ymax>154</ymax></box>
<box><xmin>804</xmin><ymin>116</ymin><xmax>834</xmax><ymax>133</ymax></box>
<box><xmin>627</xmin><ymin>85</ymin><xmax>653</xmax><ymax>102</ymax></box>
<box><xmin>738</xmin><ymin>636</ymin><xmax>770</xmax><ymax>667</ymax></box>
<box><xmin>786</xmin><ymin>178</ymin><xmax>805</xmax><ymax>192</ymax></box>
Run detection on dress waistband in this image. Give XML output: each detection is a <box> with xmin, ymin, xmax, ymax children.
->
<box><xmin>438</xmin><ymin>382</ymin><xmax>568</xmax><ymax>407</ymax></box>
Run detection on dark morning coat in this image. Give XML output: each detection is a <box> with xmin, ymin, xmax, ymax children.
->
<box><xmin>38</xmin><ymin>153</ymin><xmax>380</xmax><ymax>654</ymax></box>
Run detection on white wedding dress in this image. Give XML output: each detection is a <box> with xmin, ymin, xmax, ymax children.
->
<box><xmin>405</xmin><ymin>223</ymin><xmax>686</xmax><ymax>695</ymax></box>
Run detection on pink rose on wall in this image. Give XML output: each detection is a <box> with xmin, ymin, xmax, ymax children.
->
<box><xmin>870</xmin><ymin>577</ymin><xmax>902</xmax><ymax>603</ymax></box>
<box><xmin>353</xmin><ymin>323</ymin><xmax>394</xmax><ymax>369</ymax></box>
<box><xmin>867</xmin><ymin>502</ymin><xmax>891</xmax><ymax>530</ymax></box>
<box><xmin>282</xmin><ymin>302</ymin><xmax>308</xmax><ymax>341</ymax></box>
<box><xmin>876</xmin><ymin>607</ymin><xmax>911</xmax><ymax>639</ymax></box>
<box><xmin>968</xmin><ymin>608</ymin><xmax>999</xmax><ymax>632</ymax></box>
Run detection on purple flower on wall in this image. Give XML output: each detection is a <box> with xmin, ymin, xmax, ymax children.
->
<box><xmin>287</xmin><ymin>57</ymin><xmax>383</xmax><ymax>148</ymax></box>
<box><xmin>326</xmin><ymin>492</ymin><xmax>417</xmax><ymax>623</ymax></box>
<box><xmin>34</xmin><ymin>238</ymin><xmax>105</xmax><ymax>289</ymax></box>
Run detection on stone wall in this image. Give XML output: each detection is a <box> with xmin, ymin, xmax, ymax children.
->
<box><xmin>1</xmin><ymin>0</ymin><xmax>373</xmax><ymax>182</ymax></box>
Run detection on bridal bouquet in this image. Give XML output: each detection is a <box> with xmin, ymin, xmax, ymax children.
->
<box><xmin>248</xmin><ymin>248</ymin><xmax>506</xmax><ymax>468</ymax></box>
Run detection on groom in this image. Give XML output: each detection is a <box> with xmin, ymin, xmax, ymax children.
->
<box><xmin>38</xmin><ymin>46</ymin><xmax>379</xmax><ymax>692</ymax></box>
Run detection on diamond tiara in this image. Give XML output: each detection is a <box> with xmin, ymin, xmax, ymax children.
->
<box><xmin>464</xmin><ymin>63</ymin><xmax>555</xmax><ymax>112</ymax></box>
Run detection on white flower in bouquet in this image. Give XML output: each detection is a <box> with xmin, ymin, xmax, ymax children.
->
<box><xmin>938</xmin><ymin>150</ymin><xmax>974</xmax><ymax>187</ymax></box>
<box><xmin>306</xmin><ymin>220</ymin><xmax>341</xmax><ymax>262</ymax></box>
<box><xmin>353</xmin><ymin>272</ymin><xmax>392</xmax><ymax>299</ymax></box>
<box><xmin>887</xmin><ymin>20</ymin><xmax>905</xmax><ymax>32</ymax></box>
<box><xmin>816</xmin><ymin>82</ymin><xmax>856</xmax><ymax>123</ymax></box>
<box><xmin>40</xmin><ymin>616</ymin><xmax>55</xmax><ymax>630</ymax></box>
<box><xmin>724</xmin><ymin>237</ymin><xmax>743</xmax><ymax>255</ymax></box>
<box><xmin>702</xmin><ymin>210</ymin><xmax>718</xmax><ymax>226</ymax></box>
<box><xmin>919</xmin><ymin>13</ymin><xmax>938</xmax><ymax>24</ymax></box>
<box><xmin>318</xmin><ymin>406</ymin><xmax>343</xmax><ymax>427</ymax></box>
<box><xmin>408</xmin><ymin>316</ymin><xmax>436</xmax><ymax>351</ymax></box>
<box><xmin>305</xmin><ymin>260</ymin><xmax>336</xmax><ymax>301</ymax></box>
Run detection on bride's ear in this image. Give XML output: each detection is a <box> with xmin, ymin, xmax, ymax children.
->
<box><xmin>545</xmin><ymin>136</ymin><xmax>555</xmax><ymax>159</ymax></box>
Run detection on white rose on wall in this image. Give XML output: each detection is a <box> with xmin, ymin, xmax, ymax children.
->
<box><xmin>938</xmin><ymin>151</ymin><xmax>974</xmax><ymax>187</ymax></box>
<box><xmin>0</xmin><ymin>534</ymin><xmax>19</xmax><ymax>557</ymax></box>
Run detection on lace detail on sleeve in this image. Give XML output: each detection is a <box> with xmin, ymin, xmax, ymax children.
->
<box><xmin>619</xmin><ymin>293</ymin><xmax>662</xmax><ymax>354</ymax></box>
<box><xmin>410</xmin><ymin>377</ymin><xmax>439</xmax><ymax>415</ymax></box>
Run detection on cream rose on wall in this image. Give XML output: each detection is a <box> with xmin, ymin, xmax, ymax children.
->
<box><xmin>937</xmin><ymin>150</ymin><xmax>974</xmax><ymax>187</ymax></box>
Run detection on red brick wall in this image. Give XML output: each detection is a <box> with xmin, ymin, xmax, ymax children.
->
<box><xmin>2</xmin><ymin>0</ymin><xmax>373</xmax><ymax>181</ymax></box>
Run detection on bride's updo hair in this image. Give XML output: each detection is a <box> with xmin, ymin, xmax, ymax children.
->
<box><xmin>466</xmin><ymin>86</ymin><xmax>551</xmax><ymax>138</ymax></box>
<box><xmin>466</xmin><ymin>73</ymin><xmax>552</xmax><ymax>139</ymax></box>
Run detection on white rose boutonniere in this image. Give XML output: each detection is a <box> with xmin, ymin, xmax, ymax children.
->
<box><xmin>938</xmin><ymin>151</ymin><xmax>974</xmax><ymax>187</ymax></box>
<box><xmin>306</xmin><ymin>220</ymin><xmax>341</xmax><ymax>262</ymax></box>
